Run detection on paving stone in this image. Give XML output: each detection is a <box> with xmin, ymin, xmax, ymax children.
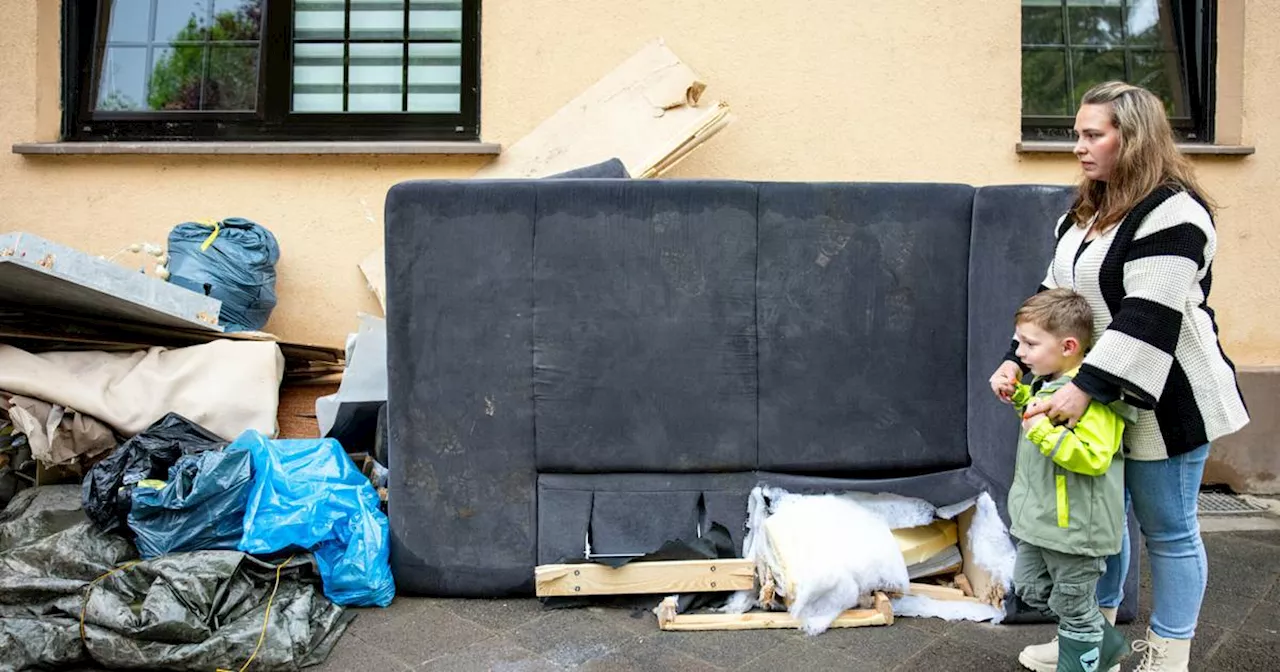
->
<box><xmin>310</xmin><ymin>630</ymin><xmax>411</xmax><ymax>672</ymax></box>
<box><xmin>417</xmin><ymin>637</ymin><xmax>561</xmax><ymax>672</ymax></box>
<box><xmin>1238</xmin><ymin>599</ymin><xmax>1280</xmax><ymax>640</ymax></box>
<box><xmin>894</xmin><ymin>615</ymin><xmax>956</xmax><ymax>635</ymax></box>
<box><xmin>579</xmin><ymin>636</ymin><xmax>720</xmax><ymax>672</ymax></box>
<box><xmin>813</xmin><ymin>620</ymin><xmax>938</xmax><ymax>668</ymax></box>
<box><xmin>1197</xmin><ymin>584</ymin><xmax>1260</xmax><ymax>631</ymax></box>
<box><xmin>1264</xmin><ymin>574</ymin><xmax>1280</xmax><ymax>604</ymax></box>
<box><xmin>352</xmin><ymin>603</ymin><xmax>494</xmax><ymax>668</ymax></box>
<box><xmin>1202</xmin><ymin>630</ymin><xmax>1280</xmax><ymax>672</ymax></box>
<box><xmin>736</xmin><ymin>640</ymin><xmax>877</xmax><ymax>672</ymax></box>
<box><xmin>655</xmin><ymin>627</ymin><xmax>788</xmax><ymax>669</ymax></box>
<box><xmin>944</xmin><ymin>619</ymin><xmax>1058</xmax><ymax>659</ymax></box>
<box><xmin>1204</xmin><ymin>534</ymin><xmax>1280</xmax><ymax>599</ymax></box>
<box><xmin>442</xmin><ymin>598</ymin><xmax>549</xmax><ymax>632</ymax></box>
<box><xmin>894</xmin><ymin>638</ymin><xmax>1021</xmax><ymax>672</ymax></box>
<box><xmin>509</xmin><ymin>609</ymin><xmax>641</xmax><ymax>667</ymax></box>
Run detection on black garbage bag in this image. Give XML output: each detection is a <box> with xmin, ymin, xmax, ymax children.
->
<box><xmin>127</xmin><ymin>446</ymin><xmax>253</xmax><ymax>559</ymax></box>
<box><xmin>0</xmin><ymin>485</ymin><xmax>353</xmax><ymax>672</ymax></box>
<box><xmin>82</xmin><ymin>413</ymin><xmax>226</xmax><ymax>534</ymax></box>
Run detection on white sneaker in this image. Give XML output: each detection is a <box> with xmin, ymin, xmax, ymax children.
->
<box><xmin>1132</xmin><ymin>629</ymin><xmax>1191</xmax><ymax>672</ymax></box>
<box><xmin>1017</xmin><ymin>637</ymin><xmax>1058</xmax><ymax>672</ymax></box>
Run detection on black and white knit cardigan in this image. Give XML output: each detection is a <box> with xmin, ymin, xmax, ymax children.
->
<box><xmin>1006</xmin><ymin>185</ymin><xmax>1250</xmax><ymax>460</ymax></box>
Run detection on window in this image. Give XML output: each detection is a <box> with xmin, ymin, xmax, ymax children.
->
<box><xmin>1021</xmin><ymin>0</ymin><xmax>1215</xmax><ymax>142</ymax></box>
<box><xmin>62</xmin><ymin>0</ymin><xmax>479</xmax><ymax>141</ymax></box>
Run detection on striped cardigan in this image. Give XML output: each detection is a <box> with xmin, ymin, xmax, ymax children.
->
<box><xmin>1006</xmin><ymin>185</ymin><xmax>1249</xmax><ymax>460</ymax></box>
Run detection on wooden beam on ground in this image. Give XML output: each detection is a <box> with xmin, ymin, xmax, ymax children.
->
<box><xmin>900</xmin><ymin>582</ymin><xmax>984</xmax><ymax>604</ymax></box>
<box><xmin>534</xmin><ymin>559</ymin><xmax>755</xmax><ymax>597</ymax></box>
<box><xmin>656</xmin><ymin>593</ymin><xmax>893</xmax><ymax>632</ymax></box>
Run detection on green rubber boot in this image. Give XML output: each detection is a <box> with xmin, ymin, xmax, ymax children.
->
<box><xmin>1056</xmin><ymin>624</ymin><xmax>1128</xmax><ymax>672</ymax></box>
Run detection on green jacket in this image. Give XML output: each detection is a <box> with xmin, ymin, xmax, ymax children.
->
<box><xmin>1007</xmin><ymin>369</ymin><xmax>1133</xmax><ymax>557</ymax></box>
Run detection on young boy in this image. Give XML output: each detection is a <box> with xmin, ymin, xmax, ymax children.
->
<box><xmin>1002</xmin><ymin>289</ymin><xmax>1134</xmax><ymax>672</ymax></box>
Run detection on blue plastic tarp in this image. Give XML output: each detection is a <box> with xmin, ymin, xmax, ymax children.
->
<box><xmin>233</xmin><ymin>431</ymin><xmax>394</xmax><ymax>607</ymax></box>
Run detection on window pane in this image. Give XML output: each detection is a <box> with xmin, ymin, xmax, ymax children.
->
<box><xmin>1068</xmin><ymin>3</ymin><xmax>1124</xmax><ymax>46</ymax></box>
<box><xmin>211</xmin><ymin>0</ymin><xmax>265</xmax><ymax>42</ymax></box>
<box><xmin>1022</xmin><ymin>48</ymin><xmax>1071</xmax><ymax>116</ymax></box>
<box><xmin>1022</xmin><ymin>3</ymin><xmax>1064</xmax><ymax>46</ymax></box>
<box><xmin>1129</xmin><ymin>50</ymin><xmax>1188</xmax><ymax>117</ymax></box>
<box><xmin>105</xmin><ymin>0</ymin><xmax>152</xmax><ymax>43</ymax></box>
<box><xmin>409</xmin><ymin>43</ymin><xmax>461</xmax><ymax>112</ymax></box>
<box><xmin>293</xmin><ymin>43</ymin><xmax>345</xmax><ymax>112</ymax></box>
<box><xmin>349</xmin><ymin>43</ymin><xmax>404</xmax><ymax>112</ymax></box>
<box><xmin>1127</xmin><ymin>0</ymin><xmax>1172</xmax><ymax>48</ymax></box>
<box><xmin>294</xmin><ymin>1</ymin><xmax>346</xmax><ymax>40</ymax></box>
<box><xmin>410</xmin><ymin>1</ymin><xmax>463</xmax><ymax>41</ymax></box>
<box><xmin>97</xmin><ymin>46</ymin><xmax>149</xmax><ymax>110</ymax></box>
<box><xmin>148</xmin><ymin>45</ymin><xmax>205</xmax><ymax>110</ymax></box>
<box><xmin>1071</xmin><ymin>48</ymin><xmax>1126</xmax><ymax>102</ymax></box>
<box><xmin>351</xmin><ymin>0</ymin><xmax>406</xmax><ymax>41</ymax></box>
<box><xmin>155</xmin><ymin>0</ymin><xmax>212</xmax><ymax>43</ymax></box>
<box><xmin>205</xmin><ymin>46</ymin><xmax>259</xmax><ymax>110</ymax></box>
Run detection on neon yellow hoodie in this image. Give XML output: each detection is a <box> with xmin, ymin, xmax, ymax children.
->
<box><xmin>1007</xmin><ymin>369</ymin><xmax>1133</xmax><ymax>557</ymax></box>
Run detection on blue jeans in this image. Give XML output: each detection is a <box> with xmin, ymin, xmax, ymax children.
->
<box><xmin>1096</xmin><ymin>444</ymin><xmax>1210</xmax><ymax>639</ymax></box>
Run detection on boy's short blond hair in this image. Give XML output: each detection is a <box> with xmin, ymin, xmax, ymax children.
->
<box><xmin>1015</xmin><ymin>288</ymin><xmax>1095</xmax><ymax>350</ymax></box>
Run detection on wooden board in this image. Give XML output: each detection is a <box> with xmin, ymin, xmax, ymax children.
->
<box><xmin>535</xmin><ymin>559</ymin><xmax>754</xmax><ymax>597</ymax></box>
<box><xmin>656</xmin><ymin>593</ymin><xmax>893</xmax><ymax>632</ymax></box>
<box><xmin>901</xmin><ymin>582</ymin><xmax>984</xmax><ymax>604</ymax></box>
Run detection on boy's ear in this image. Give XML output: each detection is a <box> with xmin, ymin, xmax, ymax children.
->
<box><xmin>1061</xmin><ymin>336</ymin><xmax>1082</xmax><ymax>356</ymax></box>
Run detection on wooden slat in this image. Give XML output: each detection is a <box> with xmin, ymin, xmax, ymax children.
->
<box><xmin>902</xmin><ymin>582</ymin><xmax>983</xmax><ymax>604</ymax></box>
<box><xmin>656</xmin><ymin>593</ymin><xmax>893</xmax><ymax>632</ymax></box>
<box><xmin>534</xmin><ymin>559</ymin><xmax>755</xmax><ymax>597</ymax></box>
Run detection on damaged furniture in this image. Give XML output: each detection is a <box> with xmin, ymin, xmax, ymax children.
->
<box><xmin>383</xmin><ymin>179</ymin><xmax>1142</xmax><ymax>623</ymax></box>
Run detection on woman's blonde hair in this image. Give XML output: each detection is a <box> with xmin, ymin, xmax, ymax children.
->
<box><xmin>1072</xmin><ymin>81</ymin><xmax>1214</xmax><ymax>231</ymax></box>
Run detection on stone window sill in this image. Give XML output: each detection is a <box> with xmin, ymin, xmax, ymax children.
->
<box><xmin>11</xmin><ymin>141</ymin><xmax>502</xmax><ymax>156</ymax></box>
<box><xmin>1017</xmin><ymin>141</ymin><xmax>1254</xmax><ymax>156</ymax></box>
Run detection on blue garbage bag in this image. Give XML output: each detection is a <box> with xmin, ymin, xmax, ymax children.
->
<box><xmin>167</xmin><ymin>217</ymin><xmax>280</xmax><ymax>332</ymax></box>
<box><xmin>127</xmin><ymin>446</ymin><xmax>253</xmax><ymax>559</ymax></box>
<box><xmin>233</xmin><ymin>431</ymin><xmax>394</xmax><ymax>607</ymax></box>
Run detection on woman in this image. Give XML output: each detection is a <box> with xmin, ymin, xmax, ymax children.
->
<box><xmin>989</xmin><ymin>81</ymin><xmax>1249</xmax><ymax>672</ymax></box>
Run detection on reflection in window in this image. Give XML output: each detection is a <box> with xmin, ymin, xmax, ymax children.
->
<box><xmin>95</xmin><ymin>0</ymin><xmax>263</xmax><ymax>112</ymax></box>
<box><xmin>1021</xmin><ymin>0</ymin><xmax>1189</xmax><ymax>119</ymax></box>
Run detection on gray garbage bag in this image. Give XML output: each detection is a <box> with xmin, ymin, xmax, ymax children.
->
<box><xmin>0</xmin><ymin>485</ymin><xmax>353</xmax><ymax>672</ymax></box>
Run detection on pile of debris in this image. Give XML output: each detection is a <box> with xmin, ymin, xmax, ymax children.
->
<box><xmin>534</xmin><ymin>488</ymin><xmax>1015</xmax><ymax>635</ymax></box>
<box><xmin>0</xmin><ymin>227</ymin><xmax>392</xmax><ymax>671</ymax></box>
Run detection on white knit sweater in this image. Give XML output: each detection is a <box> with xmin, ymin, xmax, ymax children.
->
<box><xmin>1011</xmin><ymin>186</ymin><xmax>1249</xmax><ymax>460</ymax></box>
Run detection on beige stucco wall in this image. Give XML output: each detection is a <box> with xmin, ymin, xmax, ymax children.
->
<box><xmin>2</xmin><ymin>0</ymin><xmax>1277</xmax><ymax>364</ymax></box>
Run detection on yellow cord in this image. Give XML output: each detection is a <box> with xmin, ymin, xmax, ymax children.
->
<box><xmin>80</xmin><ymin>559</ymin><xmax>142</xmax><ymax>642</ymax></box>
<box><xmin>217</xmin><ymin>554</ymin><xmax>296</xmax><ymax>672</ymax></box>
<box><xmin>79</xmin><ymin>554</ymin><xmax>295</xmax><ymax>672</ymax></box>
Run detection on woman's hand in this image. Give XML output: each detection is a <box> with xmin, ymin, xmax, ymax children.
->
<box><xmin>1024</xmin><ymin>382</ymin><xmax>1091</xmax><ymax>428</ymax></box>
<box><xmin>989</xmin><ymin>361</ymin><xmax>1022</xmax><ymax>403</ymax></box>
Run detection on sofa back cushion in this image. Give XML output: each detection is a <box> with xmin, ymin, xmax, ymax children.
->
<box><xmin>755</xmin><ymin>182</ymin><xmax>975</xmax><ymax>473</ymax></box>
<box><xmin>533</xmin><ymin>180</ymin><xmax>760</xmax><ymax>472</ymax></box>
<box><xmin>966</xmin><ymin>185</ymin><xmax>1075</xmax><ymax>490</ymax></box>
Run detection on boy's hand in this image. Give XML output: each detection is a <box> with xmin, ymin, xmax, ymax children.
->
<box><xmin>1021</xmin><ymin>413</ymin><xmax>1048</xmax><ymax>433</ymax></box>
<box><xmin>989</xmin><ymin>361</ymin><xmax>1022</xmax><ymax>403</ymax></box>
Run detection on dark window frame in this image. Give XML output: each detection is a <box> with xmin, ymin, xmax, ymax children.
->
<box><xmin>62</xmin><ymin>0</ymin><xmax>481</xmax><ymax>142</ymax></box>
<box><xmin>1021</xmin><ymin>0</ymin><xmax>1216</xmax><ymax>143</ymax></box>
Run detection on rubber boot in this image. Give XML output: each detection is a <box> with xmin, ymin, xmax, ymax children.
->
<box><xmin>1055</xmin><ymin>624</ymin><xmax>1128</xmax><ymax>672</ymax></box>
<box><xmin>1018</xmin><ymin>608</ymin><xmax>1119</xmax><ymax>672</ymax></box>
